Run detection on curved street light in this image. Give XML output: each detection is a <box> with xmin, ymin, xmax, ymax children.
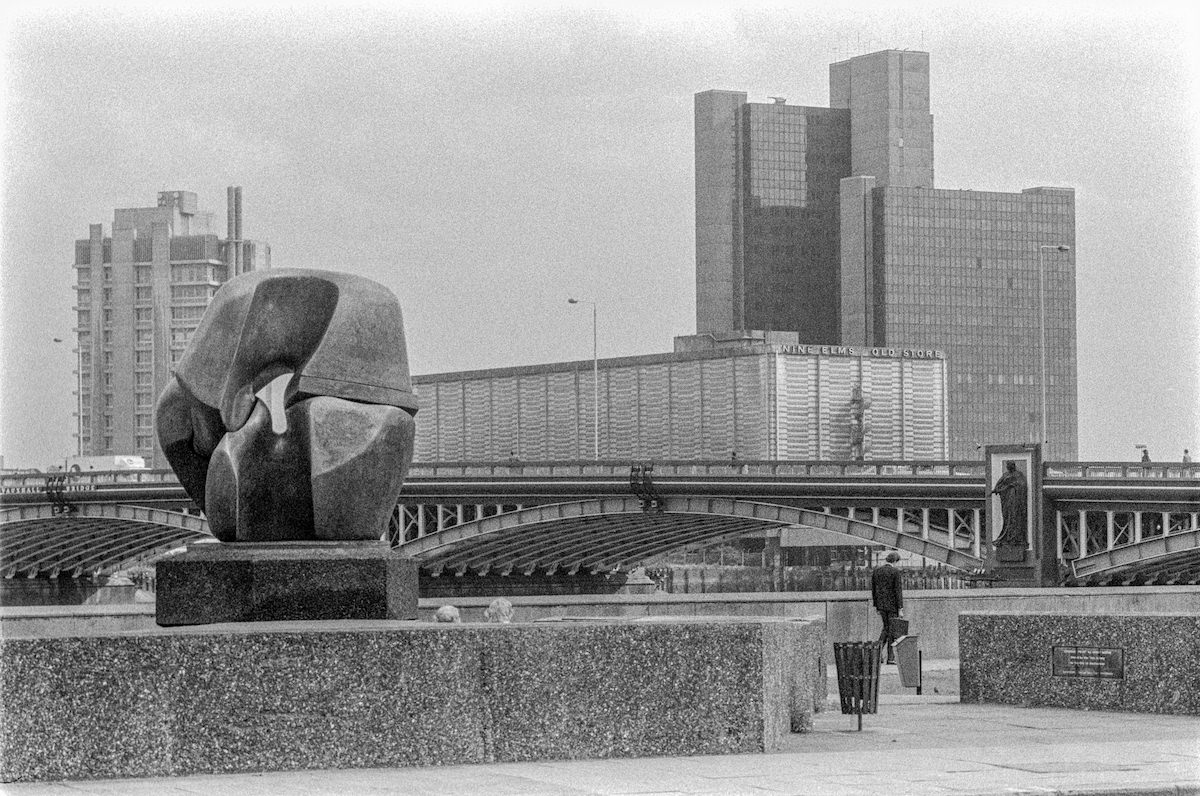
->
<box><xmin>52</xmin><ymin>336</ymin><xmax>83</xmax><ymax>457</ymax></box>
<box><xmin>1037</xmin><ymin>245</ymin><xmax>1070</xmax><ymax>453</ymax></box>
<box><xmin>567</xmin><ymin>298</ymin><xmax>599</xmax><ymax>460</ymax></box>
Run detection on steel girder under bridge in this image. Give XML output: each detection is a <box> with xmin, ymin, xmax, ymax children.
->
<box><xmin>397</xmin><ymin>497</ymin><xmax>985</xmax><ymax>578</ymax></box>
<box><xmin>3</xmin><ymin>460</ymin><xmax>1197</xmax><ymax>583</ymax></box>
<box><xmin>0</xmin><ymin>504</ymin><xmax>210</xmax><ymax>580</ymax></box>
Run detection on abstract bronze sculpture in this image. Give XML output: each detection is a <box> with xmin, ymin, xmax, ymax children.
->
<box><xmin>155</xmin><ymin>268</ymin><xmax>418</xmax><ymax>543</ymax></box>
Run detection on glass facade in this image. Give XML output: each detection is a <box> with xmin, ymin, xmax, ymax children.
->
<box><xmin>697</xmin><ymin>50</ymin><xmax>1079</xmax><ymax>460</ymax></box>
<box><xmin>869</xmin><ymin>186</ymin><xmax>1077</xmax><ymax>459</ymax></box>
<box><xmin>413</xmin><ymin>340</ymin><xmax>947</xmax><ymax>462</ymax></box>
<box><xmin>740</xmin><ymin>104</ymin><xmax>849</xmax><ymax>342</ymax></box>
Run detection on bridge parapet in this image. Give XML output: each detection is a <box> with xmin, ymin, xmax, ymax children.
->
<box><xmin>406</xmin><ymin>460</ymin><xmax>990</xmax><ymax>478</ymax></box>
<box><xmin>1046</xmin><ymin>462</ymin><xmax>1200</xmax><ymax>479</ymax></box>
<box><xmin>8</xmin><ymin>460</ymin><xmax>1200</xmax><ymax>494</ymax></box>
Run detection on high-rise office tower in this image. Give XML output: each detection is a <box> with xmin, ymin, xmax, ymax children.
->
<box><xmin>695</xmin><ymin>50</ymin><xmax>1078</xmax><ymax>459</ymax></box>
<box><xmin>72</xmin><ymin>188</ymin><xmax>268</xmax><ymax>466</ymax></box>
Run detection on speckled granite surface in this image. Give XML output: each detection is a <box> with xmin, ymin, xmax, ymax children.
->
<box><xmin>155</xmin><ymin>542</ymin><xmax>419</xmax><ymax>625</ymax></box>
<box><xmin>0</xmin><ymin>617</ymin><xmax>825</xmax><ymax>782</ymax></box>
<box><xmin>959</xmin><ymin>612</ymin><xmax>1200</xmax><ymax>715</ymax></box>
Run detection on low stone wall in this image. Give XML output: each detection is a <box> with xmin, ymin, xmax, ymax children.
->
<box><xmin>959</xmin><ymin>612</ymin><xmax>1200</xmax><ymax>715</ymax></box>
<box><xmin>0</xmin><ymin>617</ymin><xmax>825</xmax><ymax>783</ymax></box>
<box><xmin>424</xmin><ymin>586</ymin><xmax>1200</xmax><ymax>660</ymax></box>
<box><xmin>6</xmin><ymin>586</ymin><xmax>1200</xmax><ymax>661</ymax></box>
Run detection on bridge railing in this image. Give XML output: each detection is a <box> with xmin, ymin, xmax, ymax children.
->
<box><xmin>405</xmin><ymin>460</ymin><xmax>989</xmax><ymax>478</ymax></box>
<box><xmin>4</xmin><ymin>459</ymin><xmax>1197</xmax><ymax>495</ymax></box>
<box><xmin>1044</xmin><ymin>462</ymin><xmax>1200</xmax><ymax>479</ymax></box>
<box><xmin>0</xmin><ymin>469</ymin><xmax>180</xmax><ymax>494</ymax></box>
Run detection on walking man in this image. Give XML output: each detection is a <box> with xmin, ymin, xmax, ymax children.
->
<box><xmin>871</xmin><ymin>551</ymin><xmax>904</xmax><ymax>664</ymax></box>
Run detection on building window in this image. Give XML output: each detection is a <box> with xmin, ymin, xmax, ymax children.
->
<box><xmin>77</xmin><ymin>289</ymin><xmax>91</xmax><ymax>304</ymax></box>
<box><xmin>170</xmin><ymin>305</ymin><xmax>206</xmax><ymax>322</ymax></box>
<box><xmin>135</xmin><ymin>392</ymin><xmax>152</xmax><ymax>407</ymax></box>
<box><xmin>77</xmin><ymin>310</ymin><xmax>91</xmax><ymax>326</ymax></box>
<box><xmin>135</xmin><ymin>266</ymin><xmax>152</xmax><ymax>284</ymax></box>
<box><xmin>135</xmin><ymin>329</ymin><xmax>152</xmax><ymax>346</ymax></box>
<box><xmin>102</xmin><ymin>288</ymin><xmax>112</xmax><ymax>304</ymax></box>
<box><xmin>136</xmin><ymin>413</ymin><xmax>152</xmax><ymax>428</ymax></box>
<box><xmin>134</xmin><ymin>350</ymin><xmax>150</xmax><ymax>365</ymax></box>
<box><xmin>135</xmin><ymin>286</ymin><xmax>152</xmax><ymax>301</ymax></box>
<box><xmin>134</xmin><ymin>307</ymin><xmax>152</xmax><ymax>322</ymax></box>
<box><xmin>134</xmin><ymin>372</ymin><xmax>150</xmax><ymax>387</ymax></box>
<box><xmin>103</xmin><ymin>267</ymin><xmax>112</xmax><ymax>282</ymax></box>
<box><xmin>103</xmin><ymin>414</ymin><xmax>113</xmax><ymax>430</ymax></box>
<box><xmin>170</xmin><ymin>264</ymin><xmax>214</xmax><ymax>283</ymax></box>
<box><xmin>170</xmin><ymin>284</ymin><xmax>213</xmax><ymax>300</ymax></box>
<box><xmin>136</xmin><ymin>435</ymin><xmax>153</xmax><ymax>450</ymax></box>
<box><xmin>103</xmin><ymin>309</ymin><xmax>112</xmax><ymax>324</ymax></box>
<box><xmin>102</xmin><ymin>330</ymin><xmax>112</xmax><ymax>344</ymax></box>
<box><xmin>103</xmin><ymin>436</ymin><xmax>113</xmax><ymax>449</ymax></box>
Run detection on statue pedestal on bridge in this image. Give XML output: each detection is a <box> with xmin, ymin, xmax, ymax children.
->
<box><xmin>156</xmin><ymin>541</ymin><xmax>419</xmax><ymax>626</ymax></box>
<box><xmin>984</xmin><ymin>444</ymin><xmax>1054</xmax><ymax>587</ymax></box>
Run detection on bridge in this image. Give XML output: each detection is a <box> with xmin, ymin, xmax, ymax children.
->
<box><xmin>2</xmin><ymin>460</ymin><xmax>1197</xmax><ymax>587</ymax></box>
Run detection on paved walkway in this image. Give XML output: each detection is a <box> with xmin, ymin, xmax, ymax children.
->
<box><xmin>5</xmin><ymin>695</ymin><xmax>1198</xmax><ymax>796</ymax></box>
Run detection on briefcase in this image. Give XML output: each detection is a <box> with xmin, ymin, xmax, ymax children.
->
<box><xmin>889</xmin><ymin>617</ymin><xmax>910</xmax><ymax>637</ymax></box>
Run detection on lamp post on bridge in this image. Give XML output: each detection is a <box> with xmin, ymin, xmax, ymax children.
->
<box><xmin>567</xmin><ymin>297</ymin><xmax>599</xmax><ymax>460</ymax></box>
<box><xmin>1036</xmin><ymin>245</ymin><xmax>1070</xmax><ymax>454</ymax></box>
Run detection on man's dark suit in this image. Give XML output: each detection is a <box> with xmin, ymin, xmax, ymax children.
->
<box><xmin>871</xmin><ymin>562</ymin><xmax>904</xmax><ymax>663</ymax></box>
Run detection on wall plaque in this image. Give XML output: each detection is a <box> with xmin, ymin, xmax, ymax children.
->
<box><xmin>1051</xmin><ymin>646</ymin><xmax>1124</xmax><ymax>680</ymax></box>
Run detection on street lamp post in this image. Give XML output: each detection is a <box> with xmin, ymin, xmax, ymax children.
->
<box><xmin>567</xmin><ymin>298</ymin><xmax>599</xmax><ymax>460</ymax></box>
<box><xmin>53</xmin><ymin>337</ymin><xmax>82</xmax><ymax>457</ymax></box>
<box><xmin>1036</xmin><ymin>245</ymin><xmax>1070</xmax><ymax>453</ymax></box>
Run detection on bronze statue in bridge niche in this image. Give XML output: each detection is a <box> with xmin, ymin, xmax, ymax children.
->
<box><xmin>991</xmin><ymin>460</ymin><xmax>1028</xmax><ymax>548</ymax></box>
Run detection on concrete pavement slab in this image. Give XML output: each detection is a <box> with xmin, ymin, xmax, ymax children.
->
<box><xmin>3</xmin><ymin>696</ymin><xmax>1198</xmax><ymax>796</ymax></box>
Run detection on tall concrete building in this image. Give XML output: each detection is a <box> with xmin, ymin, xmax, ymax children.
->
<box><xmin>73</xmin><ymin>188</ymin><xmax>268</xmax><ymax>466</ymax></box>
<box><xmin>695</xmin><ymin>50</ymin><xmax>1077</xmax><ymax>459</ymax></box>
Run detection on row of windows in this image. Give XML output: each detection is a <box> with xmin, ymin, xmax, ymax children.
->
<box><xmin>171</xmin><ymin>284</ymin><xmax>217</xmax><ymax>300</ymax></box>
<box><xmin>171</xmin><ymin>264</ymin><xmax>225</xmax><ymax>283</ymax></box>
<box><xmin>170</xmin><ymin>305</ymin><xmax>206</xmax><ymax>321</ymax></box>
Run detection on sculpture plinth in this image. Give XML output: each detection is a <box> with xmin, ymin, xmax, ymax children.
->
<box><xmin>156</xmin><ymin>542</ymin><xmax>418</xmax><ymax>626</ymax></box>
<box><xmin>153</xmin><ymin>269</ymin><xmax>420</xmax><ymax>625</ymax></box>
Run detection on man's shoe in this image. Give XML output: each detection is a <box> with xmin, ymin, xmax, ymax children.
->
<box><xmin>886</xmin><ymin>657</ymin><xmax>896</xmax><ymax>665</ymax></box>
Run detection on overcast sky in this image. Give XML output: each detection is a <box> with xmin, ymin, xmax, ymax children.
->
<box><xmin>1</xmin><ymin>1</ymin><xmax>1197</xmax><ymax>468</ymax></box>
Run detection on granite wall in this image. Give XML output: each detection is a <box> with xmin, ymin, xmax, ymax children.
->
<box><xmin>0</xmin><ymin>617</ymin><xmax>825</xmax><ymax>782</ymax></box>
<box><xmin>959</xmin><ymin>612</ymin><xmax>1200</xmax><ymax>715</ymax></box>
<box><xmin>8</xmin><ymin>587</ymin><xmax>1200</xmax><ymax>660</ymax></box>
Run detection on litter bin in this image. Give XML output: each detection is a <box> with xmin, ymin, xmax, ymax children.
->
<box><xmin>833</xmin><ymin>641</ymin><xmax>882</xmax><ymax>731</ymax></box>
<box><xmin>894</xmin><ymin>635</ymin><xmax>922</xmax><ymax>693</ymax></box>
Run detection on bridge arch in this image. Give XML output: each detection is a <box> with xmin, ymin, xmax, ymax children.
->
<box><xmin>0</xmin><ymin>504</ymin><xmax>211</xmax><ymax>579</ymax></box>
<box><xmin>1070</xmin><ymin>528</ymin><xmax>1200</xmax><ymax>585</ymax></box>
<box><xmin>399</xmin><ymin>496</ymin><xmax>985</xmax><ymax>577</ymax></box>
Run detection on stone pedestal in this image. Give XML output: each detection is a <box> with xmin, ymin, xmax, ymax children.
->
<box><xmin>960</xmin><ymin>612</ymin><xmax>1200</xmax><ymax>715</ymax></box>
<box><xmin>155</xmin><ymin>541</ymin><xmax>418</xmax><ymax>626</ymax></box>
<box><xmin>0</xmin><ymin>618</ymin><xmax>826</xmax><ymax>782</ymax></box>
